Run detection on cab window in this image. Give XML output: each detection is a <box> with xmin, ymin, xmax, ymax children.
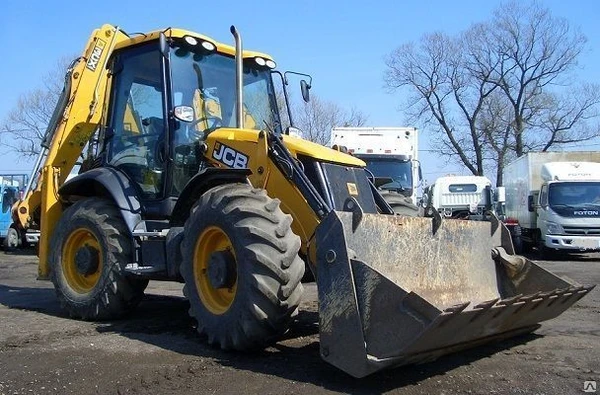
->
<box><xmin>107</xmin><ymin>43</ymin><xmax>165</xmax><ymax>200</ymax></box>
<box><xmin>539</xmin><ymin>184</ymin><xmax>548</xmax><ymax>206</ymax></box>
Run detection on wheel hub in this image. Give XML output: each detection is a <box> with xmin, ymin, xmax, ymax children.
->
<box><xmin>207</xmin><ymin>250</ymin><xmax>236</xmax><ymax>289</ymax></box>
<box><xmin>75</xmin><ymin>246</ymin><xmax>100</xmax><ymax>276</ymax></box>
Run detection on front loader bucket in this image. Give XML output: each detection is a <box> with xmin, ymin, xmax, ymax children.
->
<box><xmin>314</xmin><ymin>211</ymin><xmax>594</xmax><ymax>378</ymax></box>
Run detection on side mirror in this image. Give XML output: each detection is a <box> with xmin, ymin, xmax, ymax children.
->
<box><xmin>173</xmin><ymin>106</ymin><xmax>194</xmax><ymax>122</ymax></box>
<box><xmin>527</xmin><ymin>195</ymin><xmax>535</xmax><ymax>212</ymax></box>
<box><xmin>301</xmin><ymin>79</ymin><xmax>311</xmax><ymax>102</ymax></box>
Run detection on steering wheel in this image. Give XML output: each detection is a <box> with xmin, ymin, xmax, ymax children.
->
<box><xmin>185</xmin><ymin>117</ymin><xmax>223</xmax><ymax>141</ymax></box>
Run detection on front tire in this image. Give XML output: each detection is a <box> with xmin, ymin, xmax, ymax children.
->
<box><xmin>181</xmin><ymin>183</ymin><xmax>304</xmax><ymax>350</ymax></box>
<box><xmin>49</xmin><ymin>198</ymin><xmax>147</xmax><ymax>320</ymax></box>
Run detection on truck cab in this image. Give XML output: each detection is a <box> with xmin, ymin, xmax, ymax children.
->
<box><xmin>536</xmin><ymin>162</ymin><xmax>600</xmax><ymax>251</ymax></box>
<box><xmin>422</xmin><ymin>175</ymin><xmax>496</xmax><ymax>219</ymax></box>
<box><xmin>330</xmin><ymin>127</ymin><xmax>421</xmax><ymax>204</ymax></box>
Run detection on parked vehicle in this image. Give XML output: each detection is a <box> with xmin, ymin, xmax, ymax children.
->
<box><xmin>503</xmin><ymin>151</ymin><xmax>600</xmax><ymax>255</ymax></box>
<box><xmin>0</xmin><ymin>174</ymin><xmax>31</xmax><ymax>248</ymax></box>
<box><xmin>330</xmin><ymin>127</ymin><xmax>422</xmax><ymax>215</ymax></box>
<box><xmin>421</xmin><ymin>175</ymin><xmax>505</xmax><ymax>220</ymax></box>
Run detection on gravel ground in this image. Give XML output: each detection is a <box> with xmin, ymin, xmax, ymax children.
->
<box><xmin>0</xmin><ymin>249</ymin><xmax>598</xmax><ymax>394</ymax></box>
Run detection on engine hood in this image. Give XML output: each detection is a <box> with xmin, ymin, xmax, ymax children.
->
<box><xmin>281</xmin><ymin>134</ymin><xmax>365</xmax><ymax>167</ymax></box>
<box><xmin>206</xmin><ymin>128</ymin><xmax>365</xmax><ymax>168</ymax></box>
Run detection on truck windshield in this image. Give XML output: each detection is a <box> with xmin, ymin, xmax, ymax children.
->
<box><xmin>358</xmin><ymin>157</ymin><xmax>412</xmax><ymax>192</ymax></box>
<box><xmin>548</xmin><ymin>182</ymin><xmax>600</xmax><ymax>207</ymax></box>
<box><xmin>170</xmin><ymin>45</ymin><xmax>282</xmax><ymax>144</ymax></box>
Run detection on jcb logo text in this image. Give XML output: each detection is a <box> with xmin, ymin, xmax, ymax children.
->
<box><xmin>212</xmin><ymin>142</ymin><xmax>248</xmax><ymax>169</ymax></box>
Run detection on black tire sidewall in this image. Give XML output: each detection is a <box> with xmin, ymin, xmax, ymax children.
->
<box><xmin>182</xmin><ymin>202</ymin><xmax>254</xmax><ymax>330</ymax></box>
<box><xmin>50</xmin><ymin>207</ymin><xmax>111</xmax><ymax>305</ymax></box>
<box><xmin>4</xmin><ymin>227</ymin><xmax>21</xmax><ymax>249</ymax></box>
<box><xmin>48</xmin><ymin>199</ymin><xmax>143</xmax><ymax>319</ymax></box>
<box><xmin>379</xmin><ymin>190</ymin><xmax>420</xmax><ymax>217</ymax></box>
<box><xmin>180</xmin><ymin>183</ymin><xmax>304</xmax><ymax>349</ymax></box>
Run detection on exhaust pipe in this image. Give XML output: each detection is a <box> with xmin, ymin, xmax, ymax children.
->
<box><xmin>230</xmin><ymin>25</ymin><xmax>244</xmax><ymax>129</ymax></box>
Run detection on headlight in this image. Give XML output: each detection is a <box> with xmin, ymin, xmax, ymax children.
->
<box><xmin>546</xmin><ymin>221</ymin><xmax>563</xmax><ymax>235</ymax></box>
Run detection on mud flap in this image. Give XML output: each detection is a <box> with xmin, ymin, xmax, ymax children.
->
<box><xmin>315</xmin><ymin>211</ymin><xmax>594</xmax><ymax>378</ymax></box>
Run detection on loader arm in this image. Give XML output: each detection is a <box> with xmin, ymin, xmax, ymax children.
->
<box><xmin>13</xmin><ymin>25</ymin><xmax>128</xmax><ymax>278</ymax></box>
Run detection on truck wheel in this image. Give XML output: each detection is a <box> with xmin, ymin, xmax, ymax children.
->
<box><xmin>4</xmin><ymin>227</ymin><xmax>21</xmax><ymax>250</ymax></box>
<box><xmin>379</xmin><ymin>190</ymin><xmax>421</xmax><ymax>217</ymax></box>
<box><xmin>512</xmin><ymin>234</ymin><xmax>523</xmax><ymax>254</ymax></box>
<box><xmin>181</xmin><ymin>183</ymin><xmax>304</xmax><ymax>350</ymax></box>
<box><xmin>49</xmin><ymin>198</ymin><xmax>147</xmax><ymax>320</ymax></box>
<box><xmin>521</xmin><ymin>240</ymin><xmax>533</xmax><ymax>253</ymax></box>
<box><xmin>538</xmin><ymin>244</ymin><xmax>561</xmax><ymax>260</ymax></box>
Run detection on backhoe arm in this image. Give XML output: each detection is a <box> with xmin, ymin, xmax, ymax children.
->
<box><xmin>13</xmin><ymin>25</ymin><xmax>128</xmax><ymax>278</ymax></box>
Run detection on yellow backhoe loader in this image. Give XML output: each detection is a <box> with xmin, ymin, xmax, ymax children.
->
<box><xmin>13</xmin><ymin>24</ymin><xmax>594</xmax><ymax>378</ymax></box>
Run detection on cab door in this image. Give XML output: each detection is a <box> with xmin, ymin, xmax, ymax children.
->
<box><xmin>537</xmin><ymin>184</ymin><xmax>549</xmax><ymax>239</ymax></box>
<box><xmin>105</xmin><ymin>43</ymin><xmax>167</xmax><ymax>200</ymax></box>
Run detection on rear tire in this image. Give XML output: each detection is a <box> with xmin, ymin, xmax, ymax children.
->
<box><xmin>379</xmin><ymin>190</ymin><xmax>421</xmax><ymax>217</ymax></box>
<box><xmin>181</xmin><ymin>183</ymin><xmax>304</xmax><ymax>350</ymax></box>
<box><xmin>49</xmin><ymin>198</ymin><xmax>147</xmax><ymax>320</ymax></box>
<box><xmin>4</xmin><ymin>227</ymin><xmax>21</xmax><ymax>250</ymax></box>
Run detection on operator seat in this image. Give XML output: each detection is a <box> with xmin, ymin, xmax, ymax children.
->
<box><xmin>141</xmin><ymin>117</ymin><xmax>165</xmax><ymax>169</ymax></box>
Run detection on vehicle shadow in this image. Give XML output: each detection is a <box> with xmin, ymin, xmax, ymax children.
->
<box><xmin>0</xmin><ymin>284</ymin><xmax>541</xmax><ymax>392</ymax></box>
<box><xmin>113</xmin><ymin>294</ymin><xmax>542</xmax><ymax>393</ymax></box>
<box><xmin>1</xmin><ymin>246</ymin><xmax>38</xmax><ymax>256</ymax></box>
<box><xmin>523</xmin><ymin>250</ymin><xmax>600</xmax><ymax>262</ymax></box>
<box><xmin>0</xmin><ymin>284</ymin><xmax>64</xmax><ymax>316</ymax></box>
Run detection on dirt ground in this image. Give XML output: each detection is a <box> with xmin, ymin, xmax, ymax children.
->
<box><xmin>0</xmin><ymin>249</ymin><xmax>598</xmax><ymax>395</ymax></box>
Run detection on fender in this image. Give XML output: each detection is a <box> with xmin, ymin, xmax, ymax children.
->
<box><xmin>170</xmin><ymin>167</ymin><xmax>251</xmax><ymax>226</ymax></box>
<box><xmin>58</xmin><ymin>167</ymin><xmax>142</xmax><ymax>231</ymax></box>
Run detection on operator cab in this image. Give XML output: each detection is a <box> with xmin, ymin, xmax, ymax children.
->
<box><xmin>102</xmin><ymin>33</ymin><xmax>282</xmax><ymax>215</ymax></box>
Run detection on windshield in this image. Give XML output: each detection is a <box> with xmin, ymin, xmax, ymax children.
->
<box><xmin>548</xmin><ymin>182</ymin><xmax>600</xmax><ymax>208</ymax></box>
<box><xmin>170</xmin><ymin>45</ymin><xmax>281</xmax><ymax>141</ymax></box>
<box><xmin>358</xmin><ymin>156</ymin><xmax>412</xmax><ymax>192</ymax></box>
<box><xmin>168</xmin><ymin>44</ymin><xmax>281</xmax><ymax>194</ymax></box>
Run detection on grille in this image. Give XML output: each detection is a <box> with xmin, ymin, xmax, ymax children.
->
<box><xmin>563</xmin><ymin>226</ymin><xmax>600</xmax><ymax>235</ymax></box>
<box><xmin>440</xmin><ymin>192</ymin><xmax>483</xmax><ymax>207</ymax></box>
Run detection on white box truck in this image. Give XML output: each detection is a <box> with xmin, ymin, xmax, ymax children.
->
<box><xmin>330</xmin><ymin>127</ymin><xmax>421</xmax><ymax>215</ymax></box>
<box><xmin>503</xmin><ymin>151</ymin><xmax>600</xmax><ymax>255</ymax></box>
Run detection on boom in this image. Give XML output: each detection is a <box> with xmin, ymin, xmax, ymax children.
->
<box><xmin>14</xmin><ymin>25</ymin><xmax>126</xmax><ymax>278</ymax></box>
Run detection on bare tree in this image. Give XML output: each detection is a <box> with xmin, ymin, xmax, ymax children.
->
<box><xmin>293</xmin><ymin>94</ymin><xmax>368</xmax><ymax>145</ymax></box>
<box><xmin>0</xmin><ymin>57</ymin><xmax>73</xmax><ymax>160</ymax></box>
<box><xmin>384</xmin><ymin>1</ymin><xmax>600</xmax><ymax>185</ymax></box>
<box><xmin>488</xmin><ymin>3</ymin><xmax>599</xmax><ymax>157</ymax></box>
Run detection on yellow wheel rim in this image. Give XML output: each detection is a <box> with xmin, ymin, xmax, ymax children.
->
<box><xmin>194</xmin><ymin>226</ymin><xmax>237</xmax><ymax>315</ymax></box>
<box><xmin>62</xmin><ymin>228</ymin><xmax>102</xmax><ymax>293</ymax></box>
